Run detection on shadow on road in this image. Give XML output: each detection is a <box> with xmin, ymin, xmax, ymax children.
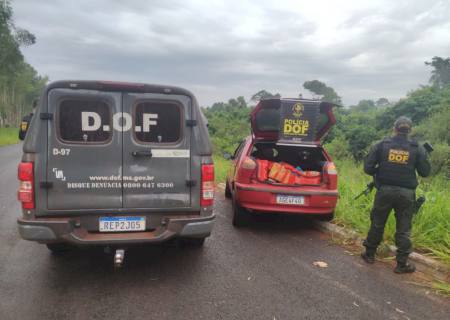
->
<box><xmin>41</xmin><ymin>242</ymin><xmax>208</xmax><ymax>287</ymax></box>
<box><xmin>230</xmin><ymin>211</ymin><xmax>323</xmax><ymax>238</ymax></box>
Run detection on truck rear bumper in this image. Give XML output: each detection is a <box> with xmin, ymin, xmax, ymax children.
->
<box><xmin>17</xmin><ymin>213</ymin><xmax>215</xmax><ymax>245</ymax></box>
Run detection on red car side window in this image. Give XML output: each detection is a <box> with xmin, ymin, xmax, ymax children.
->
<box><xmin>233</xmin><ymin>140</ymin><xmax>246</xmax><ymax>159</ymax></box>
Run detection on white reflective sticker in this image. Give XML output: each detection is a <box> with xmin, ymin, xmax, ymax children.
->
<box><xmin>151</xmin><ymin>149</ymin><xmax>190</xmax><ymax>158</ymax></box>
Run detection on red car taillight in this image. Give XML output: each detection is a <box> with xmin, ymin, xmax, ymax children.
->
<box><xmin>324</xmin><ymin>162</ymin><xmax>338</xmax><ymax>190</ymax></box>
<box><xmin>18</xmin><ymin>162</ymin><xmax>35</xmax><ymax>209</ymax></box>
<box><xmin>201</xmin><ymin>164</ymin><xmax>214</xmax><ymax>207</ymax></box>
<box><xmin>236</xmin><ymin>157</ymin><xmax>256</xmax><ymax>183</ymax></box>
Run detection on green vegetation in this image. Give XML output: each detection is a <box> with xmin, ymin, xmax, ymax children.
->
<box><xmin>431</xmin><ymin>280</ymin><xmax>450</xmax><ymax>297</ymax></box>
<box><xmin>0</xmin><ymin>127</ymin><xmax>19</xmax><ymax>145</ymax></box>
<box><xmin>202</xmin><ymin>97</ymin><xmax>252</xmax><ymax>155</ymax></box>
<box><xmin>213</xmin><ymin>155</ymin><xmax>230</xmax><ymax>184</ymax></box>
<box><xmin>205</xmin><ymin>57</ymin><xmax>450</xmax><ymax>265</ymax></box>
<box><xmin>0</xmin><ymin>1</ymin><xmax>47</xmax><ymax>129</ymax></box>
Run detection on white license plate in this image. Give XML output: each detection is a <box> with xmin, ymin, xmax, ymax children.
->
<box><xmin>276</xmin><ymin>195</ymin><xmax>305</xmax><ymax>205</ymax></box>
<box><xmin>99</xmin><ymin>216</ymin><xmax>146</xmax><ymax>232</ymax></box>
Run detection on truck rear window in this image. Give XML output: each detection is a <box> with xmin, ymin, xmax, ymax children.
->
<box><xmin>134</xmin><ymin>101</ymin><xmax>181</xmax><ymax>143</ymax></box>
<box><xmin>58</xmin><ymin>99</ymin><xmax>112</xmax><ymax>143</ymax></box>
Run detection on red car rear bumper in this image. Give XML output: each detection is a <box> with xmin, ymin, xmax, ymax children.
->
<box><xmin>235</xmin><ymin>182</ymin><xmax>338</xmax><ymax>215</ymax></box>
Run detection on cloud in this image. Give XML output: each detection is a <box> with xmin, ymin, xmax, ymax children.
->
<box><xmin>12</xmin><ymin>0</ymin><xmax>450</xmax><ymax>105</ymax></box>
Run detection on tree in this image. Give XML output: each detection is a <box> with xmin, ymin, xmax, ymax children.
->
<box><xmin>375</xmin><ymin>86</ymin><xmax>441</xmax><ymax>131</ymax></box>
<box><xmin>0</xmin><ymin>0</ymin><xmax>45</xmax><ymax>127</ymax></box>
<box><xmin>250</xmin><ymin>90</ymin><xmax>281</xmax><ymax>102</ymax></box>
<box><xmin>0</xmin><ymin>1</ymin><xmax>35</xmax><ymax>77</ymax></box>
<box><xmin>425</xmin><ymin>56</ymin><xmax>450</xmax><ymax>88</ymax></box>
<box><xmin>376</xmin><ymin>98</ymin><xmax>389</xmax><ymax>107</ymax></box>
<box><xmin>352</xmin><ymin>99</ymin><xmax>375</xmax><ymax>112</ymax></box>
<box><xmin>228</xmin><ymin>96</ymin><xmax>247</xmax><ymax>108</ymax></box>
<box><xmin>303</xmin><ymin>80</ymin><xmax>342</xmax><ymax>104</ymax></box>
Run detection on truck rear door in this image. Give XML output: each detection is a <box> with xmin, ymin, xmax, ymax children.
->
<box><xmin>122</xmin><ymin>93</ymin><xmax>192</xmax><ymax>209</ymax></box>
<box><xmin>46</xmin><ymin>89</ymin><xmax>122</xmax><ymax>210</ymax></box>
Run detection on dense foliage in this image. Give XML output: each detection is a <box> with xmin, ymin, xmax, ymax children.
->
<box><xmin>202</xmin><ymin>97</ymin><xmax>253</xmax><ymax>155</ymax></box>
<box><xmin>0</xmin><ymin>0</ymin><xmax>47</xmax><ymax>128</ymax></box>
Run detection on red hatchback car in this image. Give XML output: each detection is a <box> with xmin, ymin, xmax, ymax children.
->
<box><xmin>225</xmin><ymin>98</ymin><xmax>338</xmax><ymax>226</ymax></box>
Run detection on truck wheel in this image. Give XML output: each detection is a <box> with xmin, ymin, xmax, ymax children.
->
<box><xmin>232</xmin><ymin>197</ymin><xmax>249</xmax><ymax>227</ymax></box>
<box><xmin>46</xmin><ymin>243</ymin><xmax>71</xmax><ymax>254</ymax></box>
<box><xmin>225</xmin><ymin>180</ymin><xmax>232</xmax><ymax>199</ymax></box>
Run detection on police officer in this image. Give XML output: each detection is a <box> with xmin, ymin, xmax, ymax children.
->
<box><xmin>18</xmin><ymin>99</ymin><xmax>37</xmax><ymax>140</ymax></box>
<box><xmin>361</xmin><ymin>116</ymin><xmax>431</xmax><ymax>273</ymax></box>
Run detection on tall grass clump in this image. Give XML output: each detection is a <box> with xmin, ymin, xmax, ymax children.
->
<box><xmin>213</xmin><ymin>155</ymin><xmax>231</xmax><ymax>184</ymax></box>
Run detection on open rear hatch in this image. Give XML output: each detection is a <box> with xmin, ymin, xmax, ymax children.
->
<box><xmin>250</xmin><ymin>99</ymin><xmax>336</xmax><ymax>144</ymax></box>
<box><xmin>245</xmin><ymin>99</ymin><xmax>336</xmax><ymax>188</ymax></box>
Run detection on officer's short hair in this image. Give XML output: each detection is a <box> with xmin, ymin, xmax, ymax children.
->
<box><xmin>394</xmin><ymin>116</ymin><xmax>412</xmax><ymax>134</ymax></box>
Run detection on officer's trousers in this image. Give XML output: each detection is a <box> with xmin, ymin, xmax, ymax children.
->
<box><xmin>363</xmin><ymin>185</ymin><xmax>415</xmax><ymax>263</ymax></box>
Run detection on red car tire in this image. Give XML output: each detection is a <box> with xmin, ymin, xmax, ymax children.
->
<box><xmin>225</xmin><ymin>180</ymin><xmax>232</xmax><ymax>199</ymax></box>
<box><xmin>232</xmin><ymin>195</ymin><xmax>250</xmax><ymax>227</ymax></box>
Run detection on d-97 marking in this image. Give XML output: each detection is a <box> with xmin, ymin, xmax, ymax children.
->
<box><xmin>53</xmin><ymin>148</ymin><xmax>71</xmax><ymax>156</ymax></box>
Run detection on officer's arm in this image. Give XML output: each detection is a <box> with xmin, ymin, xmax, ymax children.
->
<box><xmin>364</xmin><ymin>142</ymin><xmax>380</xmax><ymax>176</ymax></box>
<box><xmin>416</xmin><ymin>145</ymin><xmax>431</xmax><ymax>177</ymax></box>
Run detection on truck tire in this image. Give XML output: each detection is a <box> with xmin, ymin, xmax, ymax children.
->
<box><xmin>225</xmin><ymin>180</ymin><xmax>232</xmax><ymax>199</ymax></box>
<box><xmin>232</xmin><ymin>197</ymin><xmax>249</xmax><ymax>227</ymax></box>
<box><xmin>46</xmin><ymin>243</ymin><xmax>71</xmax><ymax>254</ymax></box>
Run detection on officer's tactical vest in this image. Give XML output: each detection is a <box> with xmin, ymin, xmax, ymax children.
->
<box><xmin>376</xmin><ymin>137</ymin><xmax>419</xmax><ymax>189</ymax></box>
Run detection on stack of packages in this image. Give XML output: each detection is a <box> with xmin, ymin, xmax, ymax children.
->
<box><xmin>256</xmin><ymin>160</ymin><xmax>321</xmax><ymax>185</ymax></box>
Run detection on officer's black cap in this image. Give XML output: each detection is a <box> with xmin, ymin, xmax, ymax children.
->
<box><xmin>394</xmin><ymin>116</ymin><xmax>412</xmax><ymax>133</ymax></box>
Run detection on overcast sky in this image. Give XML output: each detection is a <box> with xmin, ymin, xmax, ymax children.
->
<box><xmin>12</xmin><ymin>0</ymin><xmax>450</xmax><ymax>106</ymax></box>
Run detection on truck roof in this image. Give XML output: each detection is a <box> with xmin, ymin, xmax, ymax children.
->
<box><xmin>46</xmin><ymin>80</ymin><xmax>195</xmax><ymax>97</ymax></box>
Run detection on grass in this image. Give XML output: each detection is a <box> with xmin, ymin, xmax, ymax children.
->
<box><xmin>212</xmin><ymin>154</ymin><xmax>450</xmax><ymax>266</ymax></box>
<box><xmin>213</xmin><ymin>155</ymin><xmax>231</xmax><ymax>185</ymax></box>
<box><xmin>334</xmin><ymin>158</ymin><xmax>450</xmax><ymax>266</ymax></box>
<box><xmin>0</xmin><ymin>128</ymin><xmax>19</xmax><ymax>146</ymax></box>
<box><xmin>431</xmin><ymin>280</ymin><xmax>450</xmax><ymax>297</ymax></box>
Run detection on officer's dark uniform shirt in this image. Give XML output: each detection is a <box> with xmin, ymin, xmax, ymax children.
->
<box><xmin>364</xmin><ymin>135</ymin><xmax>431</xmax><ymax>189</ymax></box>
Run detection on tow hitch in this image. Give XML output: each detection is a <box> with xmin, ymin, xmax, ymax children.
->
<box><xmin>114</xmin><ymin>249</ymin><xmax>125</xmax><ymax>268</ymax></box>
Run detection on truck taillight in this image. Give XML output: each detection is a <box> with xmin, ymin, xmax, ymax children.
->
<box><xmin>201</xmin><ymin>164</ymin><xmax>214</xmax><ymax>207</ymax></box>
<box><xmin>18</xmin><ymin>162</ymin><xmax>35</xmax><ymax>209</ymax></box>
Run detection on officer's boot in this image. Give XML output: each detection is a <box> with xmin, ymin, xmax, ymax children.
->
<box><xmin>361</xmin><ymin>250</ymin><xmax>375</xmax><ymax>264</ymax></box>
<box><xmin>394</xmin><ymin>261</ymin><xmax>416</xmax><ymax>274</ymax></box>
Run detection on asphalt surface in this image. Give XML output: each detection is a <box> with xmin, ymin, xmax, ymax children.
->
<box><xmin>0</xmin><ymin>143</ymin><xmax>449</xmax><ymax>320</ymax></box>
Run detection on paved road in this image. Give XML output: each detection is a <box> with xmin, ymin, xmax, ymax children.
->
<box><xmin>0</xmin><ymin>144</ymin><xmax>448</xmax><ymax>320</ymax></box>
